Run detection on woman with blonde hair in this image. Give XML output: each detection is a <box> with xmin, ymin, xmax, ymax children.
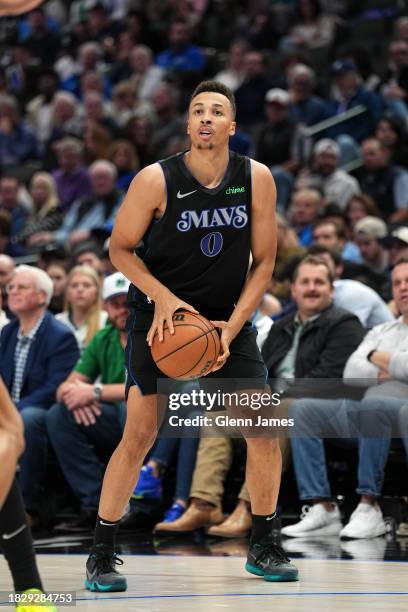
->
<box><xmin>56</xmin><ymin>265</ymin><xmax>107</xmax><ymax>352</ymax></box>
<box><xmin>17</xmin><ymin>172</ymin><xmax>63</xmax><ymax>249</ymax></box>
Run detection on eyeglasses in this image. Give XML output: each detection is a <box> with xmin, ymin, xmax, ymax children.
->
<box><xmin>6</xmin><ymin>283</ymin><xmax>35</xmax><ymax>293</ymax></box>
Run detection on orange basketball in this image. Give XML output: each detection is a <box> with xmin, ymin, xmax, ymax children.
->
<box><xmin>151</xmin><ymin>310</ymin><xmax>220</xmax><ymax>380</ymax></box>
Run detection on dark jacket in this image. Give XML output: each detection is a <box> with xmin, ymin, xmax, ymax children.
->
<box><xmin>326</xmin><ymin>85</ymin><xmax>384</xmax><ymax>143</ymax></box>
<box><xmin>255</xmin><ymin>119</ymin><xmax>297</xmax><ymax>167</ymax></box>
<box><xmin>261</xmin><ymin>304</ymin><xmax>365</xmax><ymax>398</ymax></box>
<box><xmin>0</xmin><ymin>311</ymin><xmax>79</xmax><ymax>410</ymax></box>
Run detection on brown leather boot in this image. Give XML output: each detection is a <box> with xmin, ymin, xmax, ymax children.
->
<box><xmin>206</xmin><ymin>500</ymin><xmax>252</xmax><ymax>538</ymax></box>
<box><xmin>153</xmin><ymin>500</ymin><xmax>223</xmax><ymax>534</ymax></box>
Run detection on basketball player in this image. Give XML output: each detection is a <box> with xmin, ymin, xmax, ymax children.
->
<box><xmin>85</xmin><ymin>80</ymin><xmax>299</xmax><ymax>590</ymax></box>
<box><xmin>0</xmin><ymin>376</ymin><xmax>57</xmax><ymax>611</ymax></box>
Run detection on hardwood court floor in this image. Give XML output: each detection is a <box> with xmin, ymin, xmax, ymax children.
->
<box><xmin>1</xmin><ymin>551</ymin><xmax>408</xmax><ymax>611</ymax></box>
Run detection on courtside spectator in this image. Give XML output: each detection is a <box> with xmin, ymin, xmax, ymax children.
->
<box><xmin>312</xmin><ymin>218</ymin><xmax>362</xmax><ymax>263</ymax></box>
<box><xmin>345</xmin><ymin>194</ymin><xmax>381</xmax><ymax>229</ymax></box>
<box><xmin>354</xmin><ymin>217</ymin><xmax>389</xmax><ymax>274</ymax></box>
<box><xmin>381</xmin><ymin>227</ymin><xmax>408</xmax><ymax>268</ymax></box>
<box><xmin>128</xmin><ymin>45</ymin><xmax>165</xmax><ymax>101</ymax></box>
<box><xmin>0</xmin><ymin>265</ymin><xmax>79</xmax><ymax>526</ymax></box>
<box><xmin>289</xmin><ymin>189</ymin><xmax>322</xmax><ymax>247</ymax></box>
<box><xmin>355</xmin><ymin>138</ymin><xmax>408</xmax><ymax>223</ymax></box>
<box><xmin>326</xmin><ymin>60</ymin><xmax>384</xmax><ymax>148</ymax></box>
<box><xmin>19</xmin><ymin>172</ymin><xmax>62</xmax><ymax>251</ymax></box>
<box><xmin>0</xmin><ymin>95</ymin><xmax>38</xmax><ymax>171</ymax></box>
<box><xmin>46</xmin><ymin>272</ymin><xmax>130</xmax><ymax>533</ymax></box>
<box><xmin>0</xmin><ymin>176</ymin><xmax>29</xmax><ymax>241</ymax></box>
<box><xmin>283</xmin><ymin>258</ymin><xmax>408</xmax><ymax>540</ymax></box>
<box><xmin>53</xmin><ymin>160</ymin><xmax>123</xmax><ymax>246</ymax></box>
<box><xmin>71</xmin><ymin>241</ymin><xmax>105</xmax><ymax>277</ymax></box>
<box><xmin>26</xmin><ymin>68</ymin><xmax>60</xmax><ymax>144</ymax></box>
<box><xmin>255</xmin><ymin>89</ymin><xmax>297</xmax><ymax>169</ymax></box>
<box><xmin>156</xmin><ymin>21</ymin><xmax>206</xmax><ymax>74</ymax></box>
<box><xmin>52</xmin><ymin>138</ymin><xmax>92</xmax><ymax>210</ymax></box>
<box><xmin>213</xmin><ymin>40</ymin><xmax>248</xmax><ymax>92</ymax></box>
<box><xmin>288</xmin><ymin>64</ymin><xmax>328</xmax><ymax>126</ymax></box>
<box><xmin>45</xmin><ymin>261</ymin><xmax>68</xmax><ymax>315</ymax></box>
<box><xmin>305</xmin><ymin>139</ymin><xmax>361</xmax><ymax>210</ymax></box>
<box><xmin>307</xmin><ymin>245</ymin><xmax>394</xmax><ymax>328</ymax></box>
<box><xmin>108</xmin><ymin>140</ymin><xmax>139</xmax><ymax>192</ymax></box>
<box><xmin>56</xmin><ymin>265</ymin><xmax>107</xmax><ymax>352</ymax></box>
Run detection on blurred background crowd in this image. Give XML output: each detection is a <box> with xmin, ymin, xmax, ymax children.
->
<box><xmin>0</xmin><ymin>0</ymin><xmax>408</xmax><ymax>548</ymax></box>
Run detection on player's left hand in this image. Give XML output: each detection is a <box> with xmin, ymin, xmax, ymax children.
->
<box><xmin>209</xmin><ymin>321</ymin><xmax>236</xmax><ymax>372</ymax></box>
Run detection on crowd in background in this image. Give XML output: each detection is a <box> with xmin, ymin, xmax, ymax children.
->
<box><xmin>0</xmin><ymin>0</ymin><xmax>408</xmax><ymax>544</ymax></box>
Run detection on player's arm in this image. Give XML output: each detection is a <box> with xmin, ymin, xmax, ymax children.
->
<box><xmin>110</xmin><ymin>164</ymin><xmax>198</xmax><ymax>345</ymax></box>
<box><xmin>0</xmin><ymin>377</ymin><xmax>24</xmax><ymax>508</ymax></box>
<box><xmin>211</xmin><ymin>161</ymin><xmax>277</xmax><ymax>370</ymax></box>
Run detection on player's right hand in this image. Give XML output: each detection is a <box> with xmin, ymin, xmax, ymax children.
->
<box><xmin>147</xmin><ymin>289</ymin><xmax>199</xmax><ymax>346</ymax></box>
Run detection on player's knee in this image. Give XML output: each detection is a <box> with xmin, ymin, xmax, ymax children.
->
<box><xmin>0</xmin><ymin>429</ymin><xmax>24</xmax><ymax>461</ymax></box>
<box><xmin>121</xmin><ymin>428</ymin><xmax>157</xmax><ymax>462</ymax></box>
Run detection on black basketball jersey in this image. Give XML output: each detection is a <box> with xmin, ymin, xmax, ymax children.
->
<box><xmin>127</xmin><ymin>150</ymin><xmax>252</xmax><ymax>319</ymax></box>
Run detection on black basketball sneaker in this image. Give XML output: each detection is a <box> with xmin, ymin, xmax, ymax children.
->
<box><xmin>85</xmin><ymin>544</ymin><xmax>127</xmax><ymax>592</ymax></box>
<box><xmin>245</xmin><ymin>539</ymin><xmax>299</xmax><ymax>582</ymax></box>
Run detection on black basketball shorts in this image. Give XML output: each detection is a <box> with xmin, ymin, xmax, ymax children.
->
<box><xmin>125</xmin><ymin>309</ymin><xmax>268</xmax><ymax>397</ymax></box>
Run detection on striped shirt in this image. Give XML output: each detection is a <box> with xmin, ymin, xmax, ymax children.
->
<box><xmin>11</xmin><ymin>314</ymin><xmax>45</xmax><ymax>404</ymax></box>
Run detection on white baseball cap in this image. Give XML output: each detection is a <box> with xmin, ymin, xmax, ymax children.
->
<box><xmin>314</xmin><ymin>138</ymin><xmax>340</xmax><ymax>158</ymax></box>
<box><xmin>103</xmin><ymin>272</ymin><xmax>130</xmax><ymax>300</ymax></box>
<box><xmin>355</xmin><ymin>216</ymin><xmax>388</xmax><ymax>240</ymax></box>
<box><xmin>380</xmin><ymin>227</ymin><xmax>408</xmax><ymax>248</ymax></box>
<box><xmin>265</xmin><ymin>88</ymin><xmax>290</xmax><ymax>105</ymax></box>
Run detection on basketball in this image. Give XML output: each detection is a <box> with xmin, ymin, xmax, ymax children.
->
<box><xmin>151</xmin><ymin>310</ymin><xmax>220</xmax><ymax>380</ymax></box>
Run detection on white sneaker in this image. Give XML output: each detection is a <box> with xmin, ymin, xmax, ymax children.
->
<box><xmin>396</xmin><ymin>522</ymin><xmax>408</xmax><ymax>537</ymax></box>
<box><xmin>340</xmin><ymin>537</ymin><xmax>387</xmax><ymax>560</ymax></box>
<box><xmin>340</xmin><ymin>503</ymin><xmax>387</xmax><ymax>540</ymax></box>
<box><xmin>281</xmin><ymin>504</ymin><xmax>342</xmax><ymax>538</ymax></box>
<box><xmin>283</xmin><ymin>536</ymin><xmax>342</xmax><ymax>559</ymax></box>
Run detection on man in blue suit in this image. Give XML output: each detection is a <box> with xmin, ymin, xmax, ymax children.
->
<box><xmin>0</xmin><ymin>265</ymin><xmax>79</xmax><ymax>523</ymax></box>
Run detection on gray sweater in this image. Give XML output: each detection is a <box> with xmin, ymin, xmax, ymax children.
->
<box><xmin>343</xmin><ymin>317</ymin><xmax>408</xmax><ymax>397</ymax></box>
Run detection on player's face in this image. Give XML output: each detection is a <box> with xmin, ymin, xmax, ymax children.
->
<box><xmin>187</xmin><ymin>92</ymin><xmax>236</xmax><ymax>151</ymax></box>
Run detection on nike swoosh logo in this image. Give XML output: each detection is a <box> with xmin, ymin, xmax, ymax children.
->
<box><xmin>98</xmin><ymin>520</ymin><xmax>116</xmax><ymax>526</ymax></box>
<box><xmin>177</xmin><ymin>190</ymin><xmax>197</xmax><ymax>199</ymax></box>
<box><xmin>265</xmin><ymin>515</ymin><xmax>275</xmax><ymax>521</ymax></box>
<box><xmin>2</xmin><ymin>524</ymin><xmax>26</xmax><ymax>539</ymax></box>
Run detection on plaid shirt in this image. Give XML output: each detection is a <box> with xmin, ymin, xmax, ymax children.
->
<box><xmin>11</xmin><ymin>313</ymin><xmax>45</xmax><ymax>404</ymax></box>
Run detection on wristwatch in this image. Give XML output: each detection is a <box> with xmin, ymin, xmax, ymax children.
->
<box><xmin>93</xmin><ymin>382</ymin><xmax>103</xmax><ymax>402</ymax></box>
<box><xmin>367</xmin><ymin>350</ymin><xmax>376</xmax><ymax>362</ymax></box>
